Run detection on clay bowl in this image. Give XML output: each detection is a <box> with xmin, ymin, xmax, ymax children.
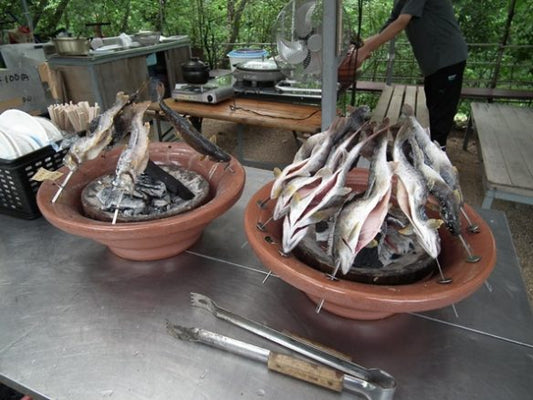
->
<box><xmin>37</xmin><ymin>142</ymin><xmax>245</xmax><ymax>261</ymax></box>
<box><xmin>244</xmin><ymin>168</ymin><xmax>497</xmax><ymax>320</ymax></box>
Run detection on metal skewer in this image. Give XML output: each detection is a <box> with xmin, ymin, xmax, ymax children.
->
<box><xmin>51</xmin><ymin>169</ymin><xmax>75</xmax><ymax>203</ymax></box>
<box><xmin>457</xmin><ymin>234</ymin><xmax>481</xmax><ymax>263</ymax></box>
<box><xmin>461</xmin><ymin>207</ymin><xmax>480</xmax><ymax>233</ymax></box>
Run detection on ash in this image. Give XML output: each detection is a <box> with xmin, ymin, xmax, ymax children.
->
<box><xmin>81</xmin><ymin>166</ymin><xmax>210</xmax><ymax>222</ymax></box>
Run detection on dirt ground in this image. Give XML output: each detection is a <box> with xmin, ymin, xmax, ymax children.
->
<box><xmin>193</xmin><ymin>118</ymin><xmax>533</xmax><ymax>304</ymax></box>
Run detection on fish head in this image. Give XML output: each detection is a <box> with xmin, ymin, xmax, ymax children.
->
<box><xmin>415</xmin><ymin>219</ymin><xmax>443</xmax><ymax>259</ymax></box>
<box><xmin>334</xmin><ymin>235</ymin><xmax>358</xmax><ymax>275</ymax></box>
<box><xmin>281</xmin><ymin>217</ymin><xmax>309</xmax><ymax>254</ymax></box>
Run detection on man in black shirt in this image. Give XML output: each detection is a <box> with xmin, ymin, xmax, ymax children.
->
<box><xmin>356</xmin><ymin>0</ymin><xmax>468</xmax><ymax>150</ymax></box>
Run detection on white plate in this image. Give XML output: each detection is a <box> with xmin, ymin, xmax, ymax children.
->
<box><xmin>33</xmin><ymin>116</ymin><xmax>63</xmax><ymax>141</ymax></box>
<box><xmin>0</xmin><ymin>109</ymin><xmax>49</xmax><ymax>148</ymax></box>
<box><xmin>0</xmin><ymin>129</ymin><xmax>18</xmax><ymax>160</ymax></box>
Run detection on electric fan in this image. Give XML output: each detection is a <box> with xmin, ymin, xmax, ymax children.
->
<box><xmin>273</xmin><ymin>0</ymin><xmax>353</xmax><ymax>82</ymax></box>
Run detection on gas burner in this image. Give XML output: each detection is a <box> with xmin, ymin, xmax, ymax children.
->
<box><xmin>171</xmin><ymin>82</ymin><xmax>234</xmax><ymax>104</ymax></box>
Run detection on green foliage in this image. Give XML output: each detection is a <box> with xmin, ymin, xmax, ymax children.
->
<box><xmin>1</xmin><ymin>0</ymin><xmax>530</xmax><ymax>89</ymax></box>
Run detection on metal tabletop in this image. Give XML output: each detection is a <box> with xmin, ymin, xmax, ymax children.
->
<box><xmin>1</xmin><ymin>167</ymin><xmax>532</xmax><ymax>400</ymax></box>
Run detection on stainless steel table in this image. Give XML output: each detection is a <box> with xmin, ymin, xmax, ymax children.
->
<box><xmin>1</xmin><ymin>167</ymin><xmax>532</xmax><ymax>400</ymax></box>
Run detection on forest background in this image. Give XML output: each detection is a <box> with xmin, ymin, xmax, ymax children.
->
<box><xmin>1</xmin><ymin>0</ymin><xmax>532</xmax><ymax>111</ymax></box>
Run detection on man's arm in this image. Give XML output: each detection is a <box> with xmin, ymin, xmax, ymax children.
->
<box><xmin>356</xmin><ymin>13</ymin><xmax>412</xmax><ymax>68</ymax></box>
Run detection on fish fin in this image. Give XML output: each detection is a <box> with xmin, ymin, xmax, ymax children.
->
<box><xmin>273</xmin><ymin>167</ymin><xmax>282</xmax><ymax>177</ymax></box>
<box><xmin>366</xmin><ymin>239</ymin><xmax>379</xmax><ymax>248</ymax></box>
<box><xmin>315</xmin><ymin>167</ymin><xmax>332</xmax><ymax>178</ymax></box>
<box><xmin>427</xmin><ymin>218</ymin><xmax>444</xmax><ymax>230</ymax></box>
<box><xmin>209</xmin><ymin>135</ymin><xmax>218</xmax><ymax>144</ymax></box>
<box><xmin>293</xmin><ymin>191</ymin><xmax>302</xmax><ymax>204</ymax></box>
<box><xmin>398</xmin><ymin>225</ymin><xmax>414</xmax><ymax>236</ymax></box>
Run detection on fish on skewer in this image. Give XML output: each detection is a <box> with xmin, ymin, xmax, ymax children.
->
<box><xmin>52</xmin><ymin>92</ymin><xmax>132</xmax><ymax>203</ymax></box>
<box><xmin>332</xmin><ymin>130</ymin><xmax>394</xmax><ymax>275</ymax></box>
<box><xmin>292</xmin><ymin>105</ymin><xmax>369</xmax><ymax>163</ymax></box>
<box><xmin>270</xmin><ymin>117</ymin><xmax>347</xmax><ymax>199</ymax></box>
<box><xmin>407</xmin><ymin>134</ymin><xmax>462</xmax><ymax>236</ymax></box>
<box><xmin>63</xmin><ymin>92</ymin><xmax>131</xmax><ymax>171</ymax></box>
<box><xmin>392</xmin><ymin>122</ymin><xmax>442</xmax><ymax>259</ymax></box>
<box><xmin>111</xmin><ymin>101</ymin><xmax>152</xmax><ymax>195</ymax></box>
<box><xmin>281</xmin><ymin>124</ymin><xmax>388</xmax><ymax>254</ymax></box>
<box><xmin>273</xmin><ymin>124</ymin><xmax>364</xmax><ymax>221</ymax></box>
<box><xmin>152</xmin><ymin>80</ymin><xmax>231</xmax><ymax>163</ymax></box>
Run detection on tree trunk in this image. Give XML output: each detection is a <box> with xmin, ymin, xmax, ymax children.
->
<box><xmin>37</xmin><ymin>0</ymin><xmax>71</xmax><ymax>37</ymax></box>
<box><xmin>224</xmin><ymin>0</ymin><xmax>249</xmax><ymax>56</ymax></box>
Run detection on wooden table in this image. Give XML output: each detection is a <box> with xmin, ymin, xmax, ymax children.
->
<box><xmin>371</xmin><ymin>84</ymin><xmax>429</xmax><ymax>128</ymax></box>
<box><xmin>160</xmin><ymin>97</ymin><xmax>322</xmax><ymax>168</ymax></box>
<box><xmin>463</xmin><ymin>102</ymin><xmax>533</xmax><ymax>208</ymax></box>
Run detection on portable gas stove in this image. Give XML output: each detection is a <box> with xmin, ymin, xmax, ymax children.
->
<box><xmin>171</xmin><ymin>83</ymin><xmax>234</xmax><ymax>104</ymax></box>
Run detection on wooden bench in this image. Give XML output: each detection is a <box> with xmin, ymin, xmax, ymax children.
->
<box><xmin>371</xmin><ymin>84</ymin><xmax>429</xmax><ymax>128</ymax></box>
<box><xmin>464</xmin><ymin>102</ymin><xmax>533</xmax><ymax>208</ymax></box>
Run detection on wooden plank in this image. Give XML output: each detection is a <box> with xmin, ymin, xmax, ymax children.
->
<box><xmin>497</xmin><ymin>105</ymin><xmax>533</xmax><ymax>190</ymax></box>
<box><xmin>371</xmin><ymin>85</ymin><xmax>393</xmax><ymax>123</ymax></box>
<box><xmin>472</xmin><ymin>102</ymin><xmax>513</xmax><ymax>187</ymax></box>
<box><xmin>403</xmin><ymin>85</ymin><xmax>416</xmax><ymax>114</ymax></box>
<box><xmin>415</xmin><ymin>86</ymin><xmax>430</xmax><ymax>129</ymax></box>
<box><xmin>386</xmin><ymin>85</ymin><xmax>405</xmax><ymax>124</ymax></box>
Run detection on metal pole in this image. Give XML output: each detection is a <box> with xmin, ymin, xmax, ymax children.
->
<box><xmin>321</xmin><ymin>0</ymin><xmax>339</xmax><ymax>130</ymax></box>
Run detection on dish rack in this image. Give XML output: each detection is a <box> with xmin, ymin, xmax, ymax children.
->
<box><xmin>0</xmin><ymin>143</ymin><xmax>67</xmax><ymax>219</ymax></box>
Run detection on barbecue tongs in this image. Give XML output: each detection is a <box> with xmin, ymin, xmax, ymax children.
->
<box><xmin>167</xmin><ymin>292</ymin><xmax>396</xmax><ymax>400</ymax></box>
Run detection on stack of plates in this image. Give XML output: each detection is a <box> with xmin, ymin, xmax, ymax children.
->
<box><xmin>0</xmin><ymin>109</ymin><xmax>63</xmax><ymax>160</ymax></box>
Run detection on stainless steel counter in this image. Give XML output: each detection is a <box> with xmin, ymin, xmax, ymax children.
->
<box><xmin>1</xmin><ymin>167</ymin><xmax>532</xmax><ymax>400</ymax></box>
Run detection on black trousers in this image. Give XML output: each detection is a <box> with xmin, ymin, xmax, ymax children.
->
<box><xmin>424</xmin><ymin>60</ymin><xmax>466</xmax><ymax>147</ymax></box>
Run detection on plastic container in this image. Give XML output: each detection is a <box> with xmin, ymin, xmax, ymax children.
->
<box><xmin>227</xmin><ymin>48</ymin><xmax>269</xmax><ymax>71</ymax></box>
<box><xmin>0</xmin><ymin>144</ymin><xmax>67</xmax><ymax>219</ymax></box>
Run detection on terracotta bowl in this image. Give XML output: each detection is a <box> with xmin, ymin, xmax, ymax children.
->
<box><xmin>37</xmin><ymin>142</ymin><xmax>245</xmax><ymax>261</ymax></box>
<box><xmin>244</xmin><ymin>168</ymin><xmax>497</xmax><ymax>320</ymax></box>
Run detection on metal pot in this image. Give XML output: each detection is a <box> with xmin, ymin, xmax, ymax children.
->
<box><xmin>181</xmin><ymin>57</ymin><xmax>210</xmax><ymax>85</ymax></box>
<box><xmin>53</xmin><ymin>37</ymin><xmax>91</xmax><ymax>56</ymax></box>
<box><xmin>232</xmin><ymin>59</ymin><xmax>285</xmax><ymax>83</ymax></box>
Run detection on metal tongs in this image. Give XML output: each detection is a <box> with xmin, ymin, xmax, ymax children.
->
<box><xmin>177</xmin><ymin>292</ymin><xmax>396</xmax><ymax>400</ymax></box>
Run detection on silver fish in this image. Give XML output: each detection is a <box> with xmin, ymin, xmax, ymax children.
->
<box><xmin>281</xmin><ymin>124</ymin><xmax>387</xmax><ymax>254</ymax></box>
<box><xmin>332</xmin><ymin>131</ymin><xmax>393</xmax><ymax>275</ymax></box>
<box><xmin>405</xmin><ymin>111</ymin><xmax>463</xmax><ymax>205</ymax></box>
<box><xmin>270</xmin><ymin>117</ymin><xmax>347</xmax><ymax>199</ymax></box>
<box><xmin>63</xmin><ymin>92</ymin><xmax>131</xmax><ymax>170</ymax></box>
<box><xmin>112</xmin><ymin>101</ymin><xmax>152</xmax><ymax>194</ymax></box>
<box><xmin>408</xmin><ymin>135</ymin><xmax>462</xmax><ymax>236</ymax></box>
<box><xmin>392</xmin><ymin>123</ymin><xmax>442</xmax><ymax>259</ymax></box>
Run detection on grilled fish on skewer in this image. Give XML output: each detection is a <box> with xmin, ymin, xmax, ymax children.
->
<box><xmin>271</xmin><ymin>117</ymin><xmax>347</xmax><ymax>199</ymax></box>
<box><xmin>111</xmin><ymin>101</ymin><xmax>152</xmax><ymax>194</ymax></box>
<box><xmin>392</xmin><ymin>123</ymin><xmax>442</xmax><ymax>259</ymax></box>
<box><xmin>333</xmin><ymin>131</ymin><xmax>394</xmax><ymax>275</ymax></box>
<box><xmin>281</xmin><ymin>124</ymin><xmax>387</xmax><ymax>254</ymax></box>
<box><xmin>63</xmin><ymin>92</ymin><xmax>131</xmax><ymax>171</ymax></box>
<box><xmin>407</xmin><ymin>135</ymin><xmax>462</xmax><ymax>236</ymax></box>
<box><xmin>273</xmin><ymin>126</ymin><xmax>364</xmax><ymax>221</ymax></box>
<box><xmin>153</xmin><ymin>80</ymin><xmax>231</xmax><ymax>163</ymax></box>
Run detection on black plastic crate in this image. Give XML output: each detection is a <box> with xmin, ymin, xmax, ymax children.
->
<box><xmin>0</xmin><ymin>144</ymin><xmax>67</xmax><ymax>219</ymax></box>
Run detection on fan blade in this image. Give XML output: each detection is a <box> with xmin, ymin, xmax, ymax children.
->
<box><xmin>295</xmin><ymin>0</ymin><xmax>316</xmax><ymax>38</ymax></box>
<box><xmin>303</xmin><ymin>51</ymin><xmax>322</xmax><ymax>75</ymax></box>
<box><xmin>307</xmin><ymin>33</ymin><xmax>322</xmax><ymax>52</ymax></box>
<box><xmin>277</xmin><ymin>37</ymin><xmax>310</xmax><ymax>64</ymax></box>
